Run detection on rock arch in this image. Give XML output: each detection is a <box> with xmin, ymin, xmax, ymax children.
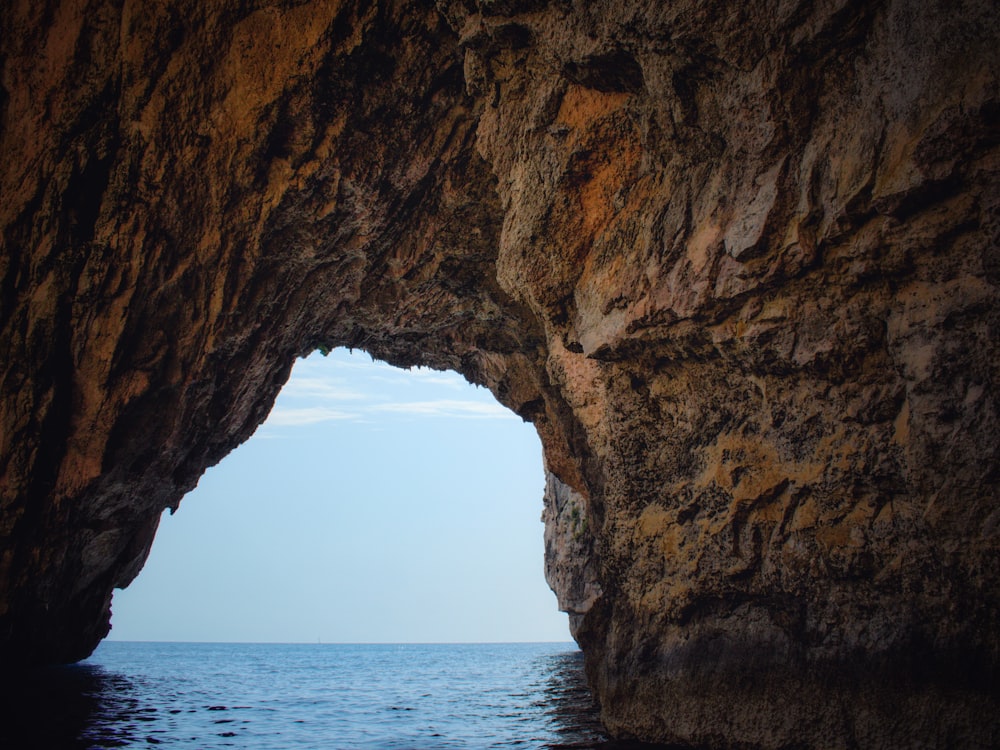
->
<box><xmin>1</xmin><ymin>0</ymin><xmax>998</xmax><ymax>745</ymax></box>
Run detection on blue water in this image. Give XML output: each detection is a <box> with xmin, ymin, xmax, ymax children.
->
<box><xmin>0</xmin><ymin>642</ymin><xmax>661</xmax><ymax>749</ymax></box>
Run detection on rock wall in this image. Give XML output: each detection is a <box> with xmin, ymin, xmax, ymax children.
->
<box><xmin>2</xmin><ymin>0</ymin><xmax>998</xmax><ymax>746</ymax></box>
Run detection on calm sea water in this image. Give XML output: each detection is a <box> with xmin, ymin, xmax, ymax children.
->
<box><xmin>1</xmin><ymin>641</ymin><xmax>664</xmax><ymax>749</ymax></box>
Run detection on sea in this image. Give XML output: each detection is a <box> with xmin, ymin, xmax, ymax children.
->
<box><xmin>0</xmin><ymin>641</ymin><xmax>666</xmax><ymax>749</ymax></box>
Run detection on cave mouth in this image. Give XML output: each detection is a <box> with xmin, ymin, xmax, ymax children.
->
<box><xmin>107</xmin><ymin>348</ymin><xmax>568</xmax><ymax>645</ymax></box>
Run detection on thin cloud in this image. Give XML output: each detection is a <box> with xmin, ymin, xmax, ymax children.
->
<box><xmin>372</xmin><ymin>400</ymin><xmax>517</xmax><ymax>420</ymax></box>
<box><xmin>292</xmin><ymin>361</ymin><xmax>466</xmax><ymax>395</ymax></box>
<box><xmin>280</xmin><ymin>376</ymin><xmax>367</xmax><ymax>402</ymax></box>
<box><xmin>267</xmin><ymin>350</ymin><xmax>514</xmax><ymax>429</ymax></box>
<box><xmin>266</xmin><ymin>406</ymin><xmax>357</xmax><ymax>426</ymax></box>
<box><xmin>366</xmin><ymin>371</ymin><xmax>463</xmax><ymax>389</ymax></box>
<box><xmin>406</xmin><ymin>368</ymin><xmax>470</xmax><ymax>389</ymax></box>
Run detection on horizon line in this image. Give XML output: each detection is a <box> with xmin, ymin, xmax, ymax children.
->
<box><xmin>100</xmin><ymin>638</ymin><xmax>578</xmax><ymax>647</ymax></box>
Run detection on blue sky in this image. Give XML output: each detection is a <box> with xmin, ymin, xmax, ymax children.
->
<box><xmin>108</xmin><ymin>348</ymin><xmax>570</xmax><ymax>643</ymax></box>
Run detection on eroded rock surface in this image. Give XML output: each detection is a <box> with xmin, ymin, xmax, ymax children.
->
<box><xmin>2</xmin><ymin>0</ymin><xmax>998</xmax><ymax>746</ymax></box>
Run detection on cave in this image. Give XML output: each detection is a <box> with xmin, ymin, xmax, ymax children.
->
<box><xmin>1</xmin><ymin>0</ymin><xmax>998</xmax><ymax>746</ymax></box>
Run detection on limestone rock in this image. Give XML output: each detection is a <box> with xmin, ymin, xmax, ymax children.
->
<box><xmin>542</xmin><ymin>469</ymin><xmax>602</xmax><ymax>640</ymax></box>
<box><xmin>2</xmin><ymin>0</ymin><xmax>998</xmax><ymax>746</ymax></box>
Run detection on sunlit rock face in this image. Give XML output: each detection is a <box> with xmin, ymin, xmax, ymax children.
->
<box><xmin>1</xmin><ymin>0</ymin><xmax>998</xmax><ymax>745</ymax></box>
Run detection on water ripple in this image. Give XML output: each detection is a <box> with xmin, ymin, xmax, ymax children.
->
<box><xmin>0</xmin><ymin>643</ymin><xmax>673</xmax><ymax>749</ymax></box>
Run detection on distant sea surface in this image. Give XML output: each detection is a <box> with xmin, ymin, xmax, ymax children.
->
<box><xmin>1</xmin><ymin>641</ymin><xmax>663</xmax><ymax>749</ymax></box>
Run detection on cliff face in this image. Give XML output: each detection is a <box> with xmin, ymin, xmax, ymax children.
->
<box><xmin>2</xmin><ymin>0</ymin><xmax>998</xmax><ymax>746</ymax></box>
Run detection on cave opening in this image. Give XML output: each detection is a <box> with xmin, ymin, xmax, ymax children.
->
<box><xmin>107</xmin><ymin>348</ymin><xmax>568</xmax><ymax>645</ymax></box>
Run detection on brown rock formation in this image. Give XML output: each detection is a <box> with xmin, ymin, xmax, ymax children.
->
<box><xmin>2</xmin><ymin>0</ymin><xmax>998</xmax><ymax>746</ymax></box>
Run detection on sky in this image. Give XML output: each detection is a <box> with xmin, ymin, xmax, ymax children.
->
<box><xmin>108</xmin><ymin>348</ymin><xmax>570</xmax><ymax>644</ymax></box>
